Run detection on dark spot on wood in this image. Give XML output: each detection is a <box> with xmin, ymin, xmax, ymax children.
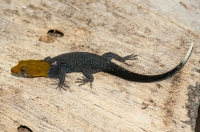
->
<box><xmin>179</xmin><ymin>2</ymin><xmax>190</xmax><ymax>10</ymax></box>
<box><xmin>163</xmin><ymin>74</ymin><xmax>182</xmax><ymax>126</ymax></box>
<box><xmin>156</xmin><ymin>84</ymin><xmax>162</xmax><ymax>88</ymax></box>
<box><xmin>149</xmin><ymin>99</ymin><xmax>154</xmax><ymax>103</ymax></box>
<box><xmin>47</xmin><ymin>29</ymin><xmax>64</xmax><ymax>37</ymax></box>
<box><xmin>196</xmin><ymin>103</ymin><xmax>200</xmax><ymax>132</ymax></box>
<box><xmin>195</xmin><ymin>68</ymin><xmax>200</xmax><ymax>73</ymax></box>
<box><xmin>141</xmin><ymin>102</ymin><xmax>149</xmax><ymax>110</ymax></box>
<box><xmin>18</xmin><ymin>125</ymin><xmax>32</xmax><ymax>132</ymax></box>
<box><xmin>160</xmin><ymin>64</ymin><xmax>165</xmax><ymax>67</ymax></box>
<box><xmin>183</xmin><ymin>82</ymin><xmax>200</xmax><ymax>131</ymax></box>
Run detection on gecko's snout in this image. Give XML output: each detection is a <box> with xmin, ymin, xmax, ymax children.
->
<box><xmin>11</xmin><ymin>66</ymin><xmax>19</xmax><ymax>76</ymax></box>
<box><xmin>11</xmin><ymin>66</ymin><xmax>19</xmax><ymax>74</ymax></box>
<box><xmin>11</xmin><ymin>67</ymin><xmax>15</xmax><ymax>73</ymax></box>
<box><xmin>11</xmin><ymin>65</ymin><xmax>23</xmax><ymax>76</ymax></box>
<box><xmin>11</xmin><ymin>67</ymin><xmax>16</xmax><ymax>74</ymax></box>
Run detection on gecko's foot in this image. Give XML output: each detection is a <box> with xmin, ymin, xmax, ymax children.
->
<box><xmin>122</xmin><ymin>54</ymin><xmax>138</xmax><ymax>66</ymax></box>
<box><xmin>123</xmin><ymin>54</ymin><xmax>138</xmax><ymax>61</ymax></box>
<box><xmin>56</xmin><ymin>83</ymin><xmax>70</xmax><ymax>91</ymax></box>
<box><xmin>75</xmin><ymin>77</ymin><xmax>93</xmax><ymax>89</ymax></box>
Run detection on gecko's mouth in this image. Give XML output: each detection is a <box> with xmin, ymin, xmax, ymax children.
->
<box><xmin>11</xmin><ymin>72</ymin><xmax>30</xmax><ymax>78</ymax></box>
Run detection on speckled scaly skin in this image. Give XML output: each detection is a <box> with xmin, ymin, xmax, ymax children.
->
<box><xmin>44</xmin><ymin>43</ymin><xmax>193</xmax><ymax>89</ymax></box>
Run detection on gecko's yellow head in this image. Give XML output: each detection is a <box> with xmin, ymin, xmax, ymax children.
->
<box><xmin>11</xmin><ymin>60</ymin><xmax>51</xmax><ymax>77</ymax></box>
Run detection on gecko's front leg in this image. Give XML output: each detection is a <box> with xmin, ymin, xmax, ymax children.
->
<box><xmin>48</xmin><ymin>66</ymin><xmax>69</xmax><ymax>90</ymax></box>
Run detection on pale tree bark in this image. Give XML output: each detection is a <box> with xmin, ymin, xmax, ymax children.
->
<box><xmin>0</xmin><ymin>0</ymin><xmax>200</xmax><ymax>132</ymax></box>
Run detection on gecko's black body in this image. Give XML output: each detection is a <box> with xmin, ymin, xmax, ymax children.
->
<box><xmin>45</xmin><ymin>43</ymin><xmax>193</xmax><ymax>89</ymax></box>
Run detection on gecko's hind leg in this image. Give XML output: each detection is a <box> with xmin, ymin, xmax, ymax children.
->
<box><xmin>102</xmin><ymin>52</ymin><xmax>137</xmax><ymax>63</ymax></box>
<box><xmin>75</xmin><ymin>68</ymin><xmax>94</xmax><ymax>89</ymax></box>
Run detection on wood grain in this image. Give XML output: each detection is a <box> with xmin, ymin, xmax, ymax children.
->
<box><xmin>0</xmin><ymin>0</ymin><xmax>200</xmax><ymax>132</ymax></box>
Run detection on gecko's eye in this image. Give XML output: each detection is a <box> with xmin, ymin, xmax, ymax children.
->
<box><xmin>21</xmin><ymin>67</ymin><xmax>26</xmax><ymax>73</ymax></box>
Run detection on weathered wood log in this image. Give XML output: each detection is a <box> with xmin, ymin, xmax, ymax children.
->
<box><xmin>0</xmin><ymin>0</ymin><xmax>200</xmax><ymax>132</ymax></box>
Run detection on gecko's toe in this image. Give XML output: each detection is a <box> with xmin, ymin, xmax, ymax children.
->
<box><xmin>90</xmin><ymin>82</ymin><xmax>92</xmax><ymax>90</ymax></box>
<box><xmin>78</xmin><ymin>83</ymin><xmax>86</xmax><ymax>87</ymax></box>
<box><xmin>75</xmin><ymin>77</ymin><xmax>93</xmax><ymax>88</ymax></box>
<box><xmin>76</xmin><ymin>76</ymin><xmax>85</xmax><ymax>81</ymax></box>
<box><xmin>75</xmin><ymin>80</ymin><xmax>84</xmax><ymax>84</ymax></box>
<box><xmin>128</xmin><ymin>54</ymin><xmax>138</xmax><ymax>60</ymax></box>
<box><xmin>56</xmin><ymin>86</ymin><xmax>63</xmax><ymax>91</ymax></box>
<box><xmin>75</xmin><ymin>80</ymin><xmax>85</xmax><ymax>86</ymax></box>
<box><xmin>123</xmin><ymin>54</ymin><xmax>138</xmax><ymax>62</ymax></box>
<box><xmin>56</xmin><ymin>83</ymin><xmax>69</xmax><ymax>91</ymax></box>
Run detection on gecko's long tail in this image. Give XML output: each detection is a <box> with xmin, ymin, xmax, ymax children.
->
<box><xmin>103</xmin><ymin>42</ymin><xmax>193</xmax><ymax>83</ymax></box>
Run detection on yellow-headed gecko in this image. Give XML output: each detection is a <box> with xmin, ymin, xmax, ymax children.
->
<box><xmin>11</xmin><ymin>43</ymin><xmax>193</xmax><ymax>90</ymax></box>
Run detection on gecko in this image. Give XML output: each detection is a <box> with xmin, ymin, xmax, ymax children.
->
<box><xmin>11</xmin><ymin>43</ymin><xmax>193</xmax><ymax>90</ymax></box>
